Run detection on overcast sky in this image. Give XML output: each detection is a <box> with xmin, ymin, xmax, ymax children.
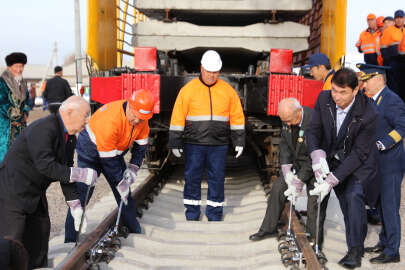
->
<box><xmin>0</xmin><ymin>0</ymin><xmax>403</xmax><ymax>66</ymax></box>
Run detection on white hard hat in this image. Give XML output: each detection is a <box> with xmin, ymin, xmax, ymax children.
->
<box><xmin>201</xmin><ymin>50</ymin><xmax>222</xmax><ymax>72</ymax></box>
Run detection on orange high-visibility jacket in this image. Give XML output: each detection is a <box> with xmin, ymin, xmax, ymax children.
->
<box><xmin>86</xmin><ymin>100</ymin><xmax>149</xmax><ymax>158</ymax></box>
<box><xmin>322</xmin><ymin>69</ymin><xmax>335</xmax><ymax>90</ymax></box>
<box><xmin>356</xmin><ymin>28</ymin><xmax>381</xmax><ymax>55</ymax></box>
<box><xmin>380</xmin><ymin>25</ymin><xmax>403</xmax><ymax>61</ymax></box>
<box><xmin>168</xmin><ymin>77</ymin><xmax>245</xmax><ymax>148</ymax></box>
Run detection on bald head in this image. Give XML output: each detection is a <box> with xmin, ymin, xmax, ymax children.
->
<box><xmin>278</xmin><ymin>98</ymin><xmax>302</xmax><ymax>126</ymax></box>
<box><xmin>59</xmin><ymin>96</ymin><xmax>90</xmax><ymax>135</ymax></box>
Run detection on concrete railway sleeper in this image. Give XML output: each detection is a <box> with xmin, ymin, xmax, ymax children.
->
<box><xmin>54</xmin><ymin>157</ymin><xmax>326</xmax><ymax>269</ymax></box>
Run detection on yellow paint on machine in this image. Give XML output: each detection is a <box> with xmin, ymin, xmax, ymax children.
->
<box><xmin>321</xmin><ymin>0</ymin><xmax>347</xmax><ymax>69</ymax></box>
<box><xmin>86</xmin><ymin>0</ymin><xmax>117</xmax><ymax>70</ymax></box>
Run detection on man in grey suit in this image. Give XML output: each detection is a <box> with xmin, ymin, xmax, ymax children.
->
<box><xmin>249</xmin><ymin>98</ymin><xmax>329</xmax><ymax>250</ymax></box>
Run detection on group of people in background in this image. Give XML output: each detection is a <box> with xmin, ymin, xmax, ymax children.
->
<box><xmin>356</xmin><ymin>9</ymin><xmax>405</xmax><ymax>101</ymax></box>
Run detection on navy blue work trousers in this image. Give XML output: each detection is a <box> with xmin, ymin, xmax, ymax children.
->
<box><xmin>377</xmin><ymin>172</ymin><xmax>403</xmax><ymax>257</ymax></box>
<box><xmin>334</xmin><ymin>176</ymin><xmax>367</xmax><ymax>251</ymax></box>
<box><xmin>183</xmin><ymin>143</ymin><xmax>228</xmax><ymax>221</ymax></box>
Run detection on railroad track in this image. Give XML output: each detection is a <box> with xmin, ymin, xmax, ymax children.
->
<box><xmin>43</xmin><ymin>156</ymin><xmax>388</xmax><ymax>270</ymax></box>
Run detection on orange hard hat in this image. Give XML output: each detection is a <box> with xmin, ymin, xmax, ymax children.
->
<box><xmin>128</xmin><ymin>89</ymin><xmax>155</xmax><ymax>120</ymax></box>
<box><xmin>367</xmin><ymin>13</ymin><xmax>376</xmax><ymax>20</ymax></box>
<box><xmin>376</xmin><ymin>16</ymin><xmax>384</xmax><ymax>27</ymax></box>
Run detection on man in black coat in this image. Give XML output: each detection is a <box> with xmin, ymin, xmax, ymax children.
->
<box><xmin>307</xmin><ymin>68</ymin><xmax>379</xmax><ymax>269</ymax></box>
<box><xmin>249</xmin><ymin>98</ymin><xmax>329</xmax><ymax>251</ymax></box>
<box><xmin>43</xmin><ymin>66</ymin><xmax>73</xmax><ymax>114</ymax></box>
<box><xmin>0</xmin><ymin>96</ymin><xmax>97</xmax><ymax>269</ymax></box>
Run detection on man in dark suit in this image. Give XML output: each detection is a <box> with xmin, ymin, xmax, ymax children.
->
<box><xmin>43</xmin><ymin>66</ymin><xmax>73</xmax><ymax>114</ymax></box>
<box><xmin>307</xmin><ymin>68</ymin><xmax>379</xmax><ymax>269</ymax></box>
<box><xmin>249</xmin><ymin>98</ymin><xmax>329</xmax><ymax>250</ymax></box>
<box><xmin>358</xmin><ymin>64</ymin><xmax>405</xmax><ymax>264</ymax></box>
<box><xmin>0</xmin><ymin>96</ymin><xmax>97</xmax><ymax>269</ymax></box>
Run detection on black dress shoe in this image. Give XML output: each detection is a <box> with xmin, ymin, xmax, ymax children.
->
<box><xmin>370</xmin><ymin>253</ymin><xmax>400</xmax><ymax>264</ymax></box>
<box><xmin>249</xmin><ymin>230</ymin><xmax>277</xmax><ymax>241</ymax></box>
<box><xmin>338</xmin><ymin>253</ymin><xmax>349</xmax><ymax>265</ymax></box>
<box><xmin>339</xmin><ymin>247</ymin><xmax>362</xmax><ymax>269</ymax></box>
<box><xmin>365</xmin><ymin>244</ymin><xmax>384</xmax><ymax>253</ymax></box>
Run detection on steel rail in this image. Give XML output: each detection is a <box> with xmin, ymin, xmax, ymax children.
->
<box><xmin>249</xmin><ymin>133</ymin><xmax>323</xmax><ymax>269</ymax></box>
<box><xmin>281</xmin><ymin>202</ymin><xmax>323</xmax><ymax>270</ymax></box>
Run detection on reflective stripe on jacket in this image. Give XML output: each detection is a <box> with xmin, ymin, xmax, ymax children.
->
<box><xmin>356</xmin><ymin>29</ymin><xmax>381</xmax><ymax>55</ymax></box>
<box><xmin>87</xmin><ymin>100</ymin><xmax>149</xmax><ymax>158</ymax></box>
<box><xmin>380</xmin><ymin>25</ymin><xmax>403</xmax><ymax>60</ymax></box>
<box><xmin>168</xmin><ymin>77</ymin><xmax>245</xmax><ymax>147</ymax></box>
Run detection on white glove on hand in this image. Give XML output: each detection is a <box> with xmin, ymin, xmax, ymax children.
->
<box><xmin>116</xmin><ymin>171</ymin><xmax>135</xmax><ymax>205</ymax></box>
<box><xmin>284</xmin><ymin>177</ymin><xmax>304</xmax><ymax>205</ymax></box>
<box><xmin>70</xmin><ymin>167</ymin><xmax>98</xmax><ymax>187</ymax></box>
<box><xmin>309</xmin><ymin>181</ymin><xmax>331</xmax><ymax>202</ymax></box>
<box><xmin>284</xmin><ymin>187</ymin><xmax>298</xmax><ymax>205</ymax></box>
<box><xmin>310</xmin><ymin>150</ymin><xmax>330</xmax><ymax>183</ymax></box>
<box><xmin>67</xmin><ymin>199</ymin><xmax>87</xmax><ymax>233</ymax></box>
<box><xmin>235</xmin><ymin>146</ymin><xmax>243</xmax><ymax>158</ymax></box>
<box><xmin>124</xmin><ymin>164</ymin><xmax>139</xmax><ymax>184</ymax></box>
<box><xmin>309</xmin><ymin>172</ymin><xmax>339</xmax><ymax>201</ymax></box>
<box><xmin>172</xmin><ymin>148</ymin><xmax>183</xmax><ymax>158</ymax></box>
<box><xmin>281</xmin><ymin>164</ymin><xmax>294</xmax><ymax>186</ymax></box>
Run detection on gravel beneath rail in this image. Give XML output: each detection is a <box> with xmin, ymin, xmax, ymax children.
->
<box><xmin>28</xmin><ymin>107</ymin><xmax>405</xmax><ymax>267</ymax></box>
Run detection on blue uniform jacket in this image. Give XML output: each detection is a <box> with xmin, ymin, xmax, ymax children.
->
<box><xmin>373</xmin><ymin>86</ymin><xmax>405</xmax><ymax>174</ymax></box>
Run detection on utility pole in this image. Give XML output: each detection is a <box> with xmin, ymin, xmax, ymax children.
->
<box><xmin>54</xmin><ymin>41</ymin><xmax>58</xmax><ymax>66</ymax></box>
<box><xmin>74</xmin><ymin>0</ymin><xmax>83</xmax><ymax>87</ymax></box>
<box><xmin>40</xmin><ymin>42</ymin><xmax>58</xmax><ymax>88</ymax></box>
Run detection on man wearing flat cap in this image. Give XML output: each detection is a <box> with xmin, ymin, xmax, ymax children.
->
<box><xmin>358</xmin><ymin>63</ymin><xmax>405</xmax><ymax>264</ymax></box>
<box><xmin>0</xmin><ymin>52</ymin><xmax>31</xmax><ymax>162</ymax></box>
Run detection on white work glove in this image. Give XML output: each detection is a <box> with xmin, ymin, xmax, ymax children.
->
<box><xmin>235</xmin><ymin>146</ymin><xmax>243</xmax><ymax>158</ymax></box>
<box><xmin>310</xmin><ymin>150</ymin><xmax>330</xmax><ymax>183</ymax></box>
<box><xmin>67</xmin><ymin>199</ymin><xmax>87</xmax><ymax>233</ymax></box>
<box><xmin>172</xmin><ymin>148</ymin><xmax>183</xmax><ymax>158</ymax></box>
<box><xmin>70</xmin><ymin>167</ymin><xmax>98</xmax><ymax>187</ymax></box>
<box><xmin>116</xmin><ymin>170</ymin><xmax>135</xmax><ymax>205</ymax></box>
<box><xmin>124</xmin><ymin>163</ymin><xmax>139</xmax><ymax>183</ymax></box>
<box><xmin>309</xmin><ymin>172</ymin><xmax>339</xmax><ymax>202</ymax></box>
<box><xmin>281</xmin><ymin>164</ymin><xmax>294</xmax><ymax>186</ymax></box>
<box><xmin>284</xmin><ymin>177</ymin><xmax>305</xmax><ymax>205</ymax></box>
<box><xmin>376</xmin><ymin>141</ymin><xmax>386</xmax><ymax>151</ymax></box>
